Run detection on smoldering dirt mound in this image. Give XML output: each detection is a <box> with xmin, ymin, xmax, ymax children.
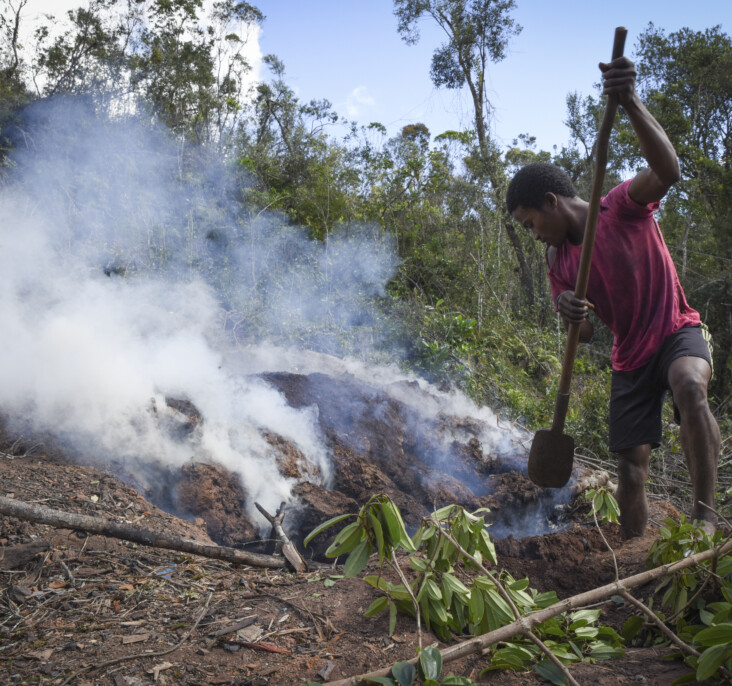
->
<box><xmin>129</xmin><ymin>369</ymin><xmax>569</xmax><ymax>556</ymax></box>
<box><xmin>0</xmin><ymin>366</ymin><xmax>570</xmax><ymax>555</ymax></box>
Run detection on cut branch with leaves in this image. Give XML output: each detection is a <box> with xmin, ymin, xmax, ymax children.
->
<box><xmin>306</xmin><ymin>493</ymin><xmax>732</xmax><ymax>685</ymax></box>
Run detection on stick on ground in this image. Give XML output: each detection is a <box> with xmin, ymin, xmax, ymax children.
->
<box><xmin>0</xmin><ymin>495</ymin><xmax>286</xmax><ymax>569</ymax></box>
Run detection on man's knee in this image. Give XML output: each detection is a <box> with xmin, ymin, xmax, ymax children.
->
<box><xmin>674</xmin><ymin>374</ymin><xmax>709</xmax><ymax>413</ymax></box>
<box><xmin>669</xmin><ymin>357</ymin><xmax>711</xmax><ymax>416</ymax></box>
<box><xmin>617</xmin><ymin>447</ymin><xmax>650</xmax><ymax>486</ymax></box>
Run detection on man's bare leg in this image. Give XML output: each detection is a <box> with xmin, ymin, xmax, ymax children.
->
<box><xmin>668</xmin><ymin>356</ymin><xmax>719</xmax><ymax>531</ymax></box>
<box><xmin>616</xmin><ymin>444</ymin><xmax>652</xmax><ymax>539</ymax></box>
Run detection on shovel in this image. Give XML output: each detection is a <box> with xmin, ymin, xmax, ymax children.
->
<box><xmin>527</xmin><ymin>26</ymin><xmax>628</xmax><ymax>489</ymax></box>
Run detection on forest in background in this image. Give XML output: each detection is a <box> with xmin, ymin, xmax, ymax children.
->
<box><xmin>0</xmin><ymin>0</ymin><xmax>729</xmax><ymax>502</ymax></box>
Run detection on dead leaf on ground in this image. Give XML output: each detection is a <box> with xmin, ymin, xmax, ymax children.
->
<box><xmin>236</xmin><ymin>625</ymin><xmax>263</xmax><ymax>642</ymax></box>
<box><xmin>122</xmin><ymin>632</ymin><xmax>150</xmax><ymax>644</ymax></box>
<box><xmin>147</xmin><ymin>661</ymin><xmax>173</xmax><ymax>681</ymax></box>
<box><xmin>27</xmin><ymin>648</ymin><xmax>54</xmax><ymax>661</ymax></box>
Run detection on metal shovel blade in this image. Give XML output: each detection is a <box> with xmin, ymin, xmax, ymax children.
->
<box><xmin>528</xmin><ymin>428</ymin><xmax>574</xmax><ymax>489</ymax></box>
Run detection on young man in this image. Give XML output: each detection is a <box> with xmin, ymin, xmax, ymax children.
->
<box><xmin>506</xmin><ymin>56</ymin><xmax>720</xmax><ymax>539</ymax></box>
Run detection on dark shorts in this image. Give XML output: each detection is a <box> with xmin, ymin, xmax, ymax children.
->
<box><xmin>609</xmin><ymin>325</ymin><xmax>713</xmax><ymax>453</ymax></box>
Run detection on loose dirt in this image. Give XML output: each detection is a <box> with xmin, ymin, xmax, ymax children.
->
<box><xmin>0</xmin><ymin>370</ymin><xmax>712</xmax><ymax>685</ymax></box>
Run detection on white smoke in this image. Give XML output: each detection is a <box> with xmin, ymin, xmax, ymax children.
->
<box><xmin>0</xmin><ymin>96</ymin><xmax>536</xmax><ymax>537</ymax></box>
<box><xmin>0</xmin><ymin>97</ymin><xmax>398</xmax><ymax>519</ymax></box>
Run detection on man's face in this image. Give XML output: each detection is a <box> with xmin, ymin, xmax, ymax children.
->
<box><xmin>511</xmin><ymin>197</ymin><xmax>567</xmax><ymax>248</ymax></box>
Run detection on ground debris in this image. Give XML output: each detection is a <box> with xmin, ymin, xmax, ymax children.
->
<box><xmin>0</xmin><ymin>430</ymin><xmax>699</xmax><ymax>685</ymax></box>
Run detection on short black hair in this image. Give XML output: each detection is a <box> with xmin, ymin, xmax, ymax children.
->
<box><xmin>506</xmin><ymin>162</ymin><xmax>577</xmax><ymax>213</ymax></box>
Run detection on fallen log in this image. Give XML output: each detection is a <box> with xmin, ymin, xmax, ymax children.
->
<box><xmin>255</xmin><ymin>501</ymin><xmax>308</xmax><ymax>573</ymax></box>
<box><xmin>0</xmin><ymin>495</ymin><xmax>285</xmax><ymax>569</ymax></box>
<box><xmin>326</xmin><ymin>539</ymin><xmax>732</xmax><ymax>685</ymax></box>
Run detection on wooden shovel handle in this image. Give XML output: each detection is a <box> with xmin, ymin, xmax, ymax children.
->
<box><xmin>553</xmin><ymin>26</ymin><xmax>627</xmax><ymax>431</ymax></box>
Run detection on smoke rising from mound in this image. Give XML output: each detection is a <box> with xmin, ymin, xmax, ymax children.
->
<box><xmin>0</xmin><ymin>96</ymin><xmax>532</xmax><ymax>532</ymax></box>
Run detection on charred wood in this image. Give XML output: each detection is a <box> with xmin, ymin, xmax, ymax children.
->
<box><xmin>255</xmin><ymin>501</ymin><xmax>308</xmax><ymax>573</ymax></box>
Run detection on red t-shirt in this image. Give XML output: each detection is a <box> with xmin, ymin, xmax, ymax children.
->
<box><xmin>548</xmin><ymin>179</ymin><xmax>700</xmax><ymax>371</ymax></box>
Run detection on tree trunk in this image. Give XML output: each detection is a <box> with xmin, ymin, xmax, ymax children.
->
<box><xmin>503</xmin><ymin>217</ymin><xmax>536</xmax><ymax>306</ymax></box>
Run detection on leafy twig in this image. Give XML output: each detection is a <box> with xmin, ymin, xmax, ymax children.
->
<box><xmin>390</xmin><ymin>549</ymin><xmax>422</xmax><ymax>649</ymax></box>
<box><xmin>433</xmin><ymin>518</ymin><xmax>579</xmax><ymax>686</ymax></box>
<box><xmin>325</xmin><ymin>540</ymin><xmax>732</xmax><ymax>686</ymax></box>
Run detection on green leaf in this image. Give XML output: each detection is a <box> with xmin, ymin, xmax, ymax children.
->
<box><xmin>426</xmin><ymin>578</ymin><xmax>442</xmax><ymax>601</ymax></box>
<box><xmin>569</xmin><ymin>609</ymin><xmax>601</xmax><ymax>625</ymax></box>
<box><xmin>364</xmin><ymin>575</ymin><xmax>390</xmax><ymax>592</ymax></box>
<box><xmin>696</xmin><ymin>644</ymin><xmax>731</xmax><ymax>681</ymax></box>
<box><xmin>409</xmin><ymin>556</ymin><xmax>427</xmax><ymax>572</ymax></box>
<box><xmin>441</xmin><ymin>579</ymin><xmax>453</xmax><ymax>607</ymax></box>
<box><xmin>573</xmin><ymin>626</ymin><xmax>599</xmax><ymax>639</ymax></box>
<box><xmin>428</xmin><ymin>597</ymin><xmax>450</xmax><ymax>625</ymax></box>
<box><xmin>391</xmin><ymin>661</ymin><xmax>416</xmax><ymax>686</ymax></box>
<box><xmin>534</xmin><ymin>590</ymin><xmax>560</xmax><ymax>608</ymax></box>
<box><xmin>479</xmin><ymin>529</ymin><xmax>497</xmax><ymax>565</ymax></box>
<box><xmin>304</xmin><ymin>513</ymin><xmax>354</xmax><ymax>547</ymax></box>
<box><xmin>369</xmin><ymin>510</ymin><xmax>385</xmax><ymax>562</ymax></box>
<box><xmin>621</xmin><ymin>615</ymin><xmax>644</xmax><ymax>641</ymax></box>
<box><xmin>593</xmin><ymin>490</ymin><xmax>605</xmax><ymax>514</ymax></box>
<box><xmin>441</xmin><ymin>677</ymin><xmax>478</xmax><ymax>685</ymax></box>
<box><xmin>694</xmin><ymin>622</ymin><xmax>732</xmax><ymax>647</ymax></box>
<box><xmin>343</xmin><ymin>538</ymin><xmax>371</xmax><ymax>578</ymax></box>
<box><xmin>418</xmin><ymin>646</ymin><xmax>442</xmax><ymax>681</ymax></box>
<box><xmin>389</xmin><ymin>583</ymin><xmax>413</xmax><ymax>602</ymax></box>
<box><xmin>433</xmin><ymin>504</ymin><xmax>456</xmax><ymax>520</ymax></box>
<box><xmin>468</xmin><ymin>586</ymin><xmax>484</xmax><ymax>624</ymax></box>
<box><xmin>490</xmin><ymin>643</ymin><xmax>535</xmax><ymax>670</ymax></box>
<box><xmin>364</xmin><ymin>596</ymin><xmax>388</xmax><ymax>617</ymax></box>
<box><xmin>389</xmin><ymin>600</ymin><xmax>397</xmax><ymax>636</ymax></box>
<box><xmin>534</xmin><ymin>658</ymin><xmax>569</xmax><ymax>685</ymax></box>
<box><xmin>538</xmin><ymin>617</ymin><xmax>565</xmax><ymax>638</ymax></box>
<box><xmin>381</xmin><ymin>501</ymin><xmax>415</xmax><ymax>552</ymax></box>
<box><xmin>589</xmin><ymin>645</ymin><xmax>625</xmax><ymax>660</ymax></box>
<box><xmin>509</xmin><ymin>578</ymin><xmax>530</xmax><ymax>592</ymax></box>
<box><xmin>381</xmin><ymin>501</ymin><xmax>402</xmax><ymax>544</ymax></box>
<box><xmin>325</xmin><ymin>521</ymin><xmax>363</xmax><ymax>558</ymax></box>
<box><xmin>443</xmin><ymin>572</ymin><xmax>470</xmax><ymax>597</ymax></box>
<box><xmin>485</xmin><ymin>588</ymin><xmax>514</xmax><ymax>623</ymax></box>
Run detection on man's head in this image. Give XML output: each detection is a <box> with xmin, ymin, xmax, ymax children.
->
<box><xmin>506</xmin><ymin>162</ymin><xmax>577</xmax><ymax>214</ymax></box>
<box><xmin>507</xmin><ymin>163</ymin><xmax>579</xmax><ymax>247</ymax></box>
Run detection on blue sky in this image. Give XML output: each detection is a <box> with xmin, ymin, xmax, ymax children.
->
<box><xmin>20</xmin><ymin>0</ymin><xmax>729</xmax><ymax>152</ymax></box>
<box><xmin>256</xmin><ymin>0</ymin><xmax>729</xmax><ymax>152</ymax></box>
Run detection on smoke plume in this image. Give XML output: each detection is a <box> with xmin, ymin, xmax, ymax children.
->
<box><xmin>0</xmin><ymin>96</ymin><xmax>530</xmax><ymax>531</ymax></box>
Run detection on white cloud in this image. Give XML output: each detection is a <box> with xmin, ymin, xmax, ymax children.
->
<box><xmin>345</xmin><ymin>86</ymin><xmax>375</xmax><ymax>118</ymax></box>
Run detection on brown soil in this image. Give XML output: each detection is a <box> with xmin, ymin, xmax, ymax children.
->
<box><xmin>0</xmin><ymin>370</ymin><xmax>711</xmax><ymax>685</ymax></box>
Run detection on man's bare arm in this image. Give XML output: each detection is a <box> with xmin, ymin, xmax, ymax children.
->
<box><xmin>600</xmin><ymin>57</ymin><xmax>680</xmax><ymax>205</ymax></box>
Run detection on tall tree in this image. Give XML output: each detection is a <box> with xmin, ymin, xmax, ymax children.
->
<box><xmin>629</xmin><ymin>24</ymin><xmax>732</xmax><ymax>401</ymax></box>
<box><xmin>0</xmin><ymin>0</ymin><xmax>31</xmax><ymax>169</ymax></box>
<box><xmin>393</xmin><ymin>0</ymin><xmax>536</xmax><ymax>306</ymax></box>
<box><xmin>16</xmin><ymin>0</ymin><xmax>262</xmax><ymax>144</ymax></box>
<box><xmin>32</xmin><ymin>0</ymin><xmax>124</xmax><ymax>102</ymax></box>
